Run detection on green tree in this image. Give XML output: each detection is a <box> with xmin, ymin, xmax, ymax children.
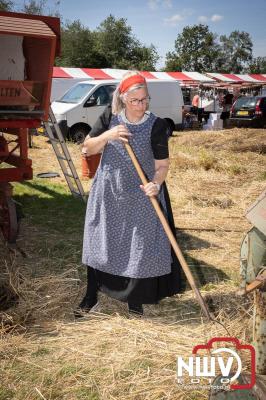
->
<box><xmin>57</xmin><ymin>14</ymin><xmax>159</xmax><ymax>70</ymax></box>
<box><xmin>165</xmin><ymin>24</ymin><xmax>220</xmax><ymax>72</ymax></box>
<box><xmin>20</xmin><ymin>0</ymin><xmax>60</xmax><ymax>16</ymax></box>
<box><xmin>163</xmin><ymin>52</ymin><xmax>182</xmax><ymax>72</ymax></box>
<box><xmin>219</xmin><ymin>31</ymin><xmax>253</xmax><ymax>73</ymax></box>
<box><xmin>95</xmin><ymin>15</ymin><xmax>159</xmax><ymax>69</ymax></box>
<box><xmin>0</xmin><ymin>0</ymin><xmax>14</xmax><ymax>11</ymax></box>
<box><xmin>247</xmin><ymin>56</ymin><xmax>266</xmax><ymax>74</ymax></box>
<box><xmin>21</xmin><ymin>0</ymin><xmax>47</xmax><ymax>14</ymax></box>
<box><xmin>128</xmin><ymin>43</ymin><xmax>158</xmax><ymax>70</ymax></box>
<box><xmin>56</xmin><ymin>20</ymin><xmax>107</xmax><ymax>68</ymax></box>
<box><xmin>96</xmin><ymin>15</ymin><xmax>132</xmax><ymax>68</ymax></box>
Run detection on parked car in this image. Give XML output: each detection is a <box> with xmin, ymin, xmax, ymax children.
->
<box><xmin>230</xmin><ymin>96</ymin><xmax>266</xmax><ymax>128</ymax></box>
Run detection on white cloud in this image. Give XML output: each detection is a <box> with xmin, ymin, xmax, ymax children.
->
<box><xmin>164</xmin><ymin>14</ymin><xmax>185</xmax><ymax>26</ymax></box>
<box><xmin>163</xmin><ymin>0</ymin><xmax>173</xmax><ymax>8</ymax></box>
<box><xmin>197</xmin><ymin>14</ymin><xmax>224</xmax><ymax>23</ymax></box>
<box><xmin>164</xmin><ymin>8</ymin><xmax>194</xmax><ymax>26</ymax></box>
<box><xmin>198</xmin><ymin>15</ymin><xmax>208</xmax><ymax>23</ymax></box>
<box><xmin>148</xmin><ymin>0</ymin><xmax>172</xmax><ymax>10</ymax></box>
<box><xmin>211</xmin><ymin>14</ymin><xmax>223</xmax><ymax>22</ymax></box>
<box><xmin>148</xmin><ymin>0</ymin><xmax>159</xmax><ymax>10</ymax></box>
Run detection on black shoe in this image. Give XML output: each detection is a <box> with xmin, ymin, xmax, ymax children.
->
<box><xmin>128</xmin><ymin>303</ymin><xmax>143</xmax><ymax>316</ymax></box>
<box><xmin>74</xmin><ymin>297</ymin><xmax>98</xmax><ymax>318</ymax></box>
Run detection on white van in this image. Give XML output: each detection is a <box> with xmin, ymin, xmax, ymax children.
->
<box><xmin>51</xmin><ymin>79</ymin><xmax>184</xmax><ymax>142</ymax></box>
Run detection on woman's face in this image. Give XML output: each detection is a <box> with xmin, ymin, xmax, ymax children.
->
<box><xmin>124</xmin><ymin>87</ymin><xmax>149</xmax><ymax>119</ymax></box>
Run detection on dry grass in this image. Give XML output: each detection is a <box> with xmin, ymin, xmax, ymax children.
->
<box><xmin>0</xmin><ymin>128</ymin><xmax>265</xmax><ymax>399</ymax></box>
<box><xmin>0</xmin><ymin>296</ymin><xmax>253</xmax><ymax>400</ymax></box>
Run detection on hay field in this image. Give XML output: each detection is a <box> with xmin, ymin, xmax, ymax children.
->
<box><xmin>0</xmin><ymin>127</ymin><xmax>265</xmax><ymax>399</ymax></box>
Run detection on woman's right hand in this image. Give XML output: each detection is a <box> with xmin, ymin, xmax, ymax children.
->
<box><xmin>105</xmin><ymin>124</ymin><xmax>131</xmax><ymax>143</ymax></box>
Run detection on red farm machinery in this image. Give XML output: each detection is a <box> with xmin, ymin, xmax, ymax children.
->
<box><xmin>0</xmin><ymin>11</ymin><xmax>60</xmax><ymax>244</ymax></box>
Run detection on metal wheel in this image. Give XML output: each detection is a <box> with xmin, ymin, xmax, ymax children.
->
<box><xmin>0</xmin><ymin>193</ymin><xmax>18</xmax><ymax>244</ymax></box>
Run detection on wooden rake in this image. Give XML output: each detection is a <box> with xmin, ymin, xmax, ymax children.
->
<box><xmin>124</xmin><ymin>142</ymin><xmax>212</xmax><ymax>321</ymax></box>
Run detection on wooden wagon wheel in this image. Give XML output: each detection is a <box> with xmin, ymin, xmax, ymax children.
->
<box><xmin>0</xmin><ymin>193</ymin><xmax>18</xmax><ymax>244</ymax></box>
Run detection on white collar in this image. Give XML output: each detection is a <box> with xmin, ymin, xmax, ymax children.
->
<box><xmin>120</xmin><ymin>109</ymin><xmax>150</xmax><ymax>125</ymax></box>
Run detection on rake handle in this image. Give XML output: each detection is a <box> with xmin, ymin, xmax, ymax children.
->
<box><xmin>124</xmin><ymin>142</ymin><xmax>212</xmax><ymax>321</ymax></box>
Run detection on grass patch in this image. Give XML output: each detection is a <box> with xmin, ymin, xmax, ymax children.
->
<box><xmin>13</xmin><ymin>178</ymin><xmax>86</xmax><ymax>234</ymax></box>
<box><xmin>227</xmin><ymin>163</ymin><xmax>246</xmax><ymax>175</ymax></box>
<box><xmin>58</xmin><ymin>364</ymin><xmax>79</xmax><ymax>377</ymax></box>
<box><xmin>0</xmin><ymin>388</ymin><xmax>15</xmax><ymax>400</ymax></box>
<box><xmin>258</xmin><ymin>171</ymin><xmax>266</xmax><ymax>180</ymax></box>
<box><xmin>197</xmin><ymin>148</ymin><xmax>217</xmax><ymax>170</ymax></box>
<box><xmin>75</xmin><ymin>388</ymin><xmax>100</xmax><ymax>400</ymax></box>
<box><xmin>31</xmin><ymin>347</ymin><xmax>51</xmax><ymax>357</ymax></box>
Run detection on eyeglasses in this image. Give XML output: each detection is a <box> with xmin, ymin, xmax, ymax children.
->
<box><xmin>128</xmin><ymin>96</ymin><xmax>151</xmax><ymax>106</ymax></box>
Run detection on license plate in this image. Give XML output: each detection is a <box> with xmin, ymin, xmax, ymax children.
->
<box><xmin>237</xmin><ymin>110</ymin><xmax>249</xmax><ymax>116</ymax></box>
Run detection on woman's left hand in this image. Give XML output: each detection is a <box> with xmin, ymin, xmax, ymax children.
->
<box><xmin>140</xmin><ymin>182</ymin><xmax>160</xmax><ymax>197</ymax></box>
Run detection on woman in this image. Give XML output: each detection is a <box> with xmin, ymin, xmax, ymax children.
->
<box><xmin>78</xmin><ymin>72</ymin><xmax>182</xmax><ymax>316</ymax></box>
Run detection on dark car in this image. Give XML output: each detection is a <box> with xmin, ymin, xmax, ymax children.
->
<box><xmin>230</xmin><ymin>96</ymin><xmax>266</xmax><ymax>128</ymax></box>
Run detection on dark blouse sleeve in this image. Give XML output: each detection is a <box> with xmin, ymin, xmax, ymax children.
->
<box><xmin>151</xmin><ymin>118</ymin><xmax>170</xmax><ymax>159</ymax></box>
<box><xmin>89</xmin><ymin>105</ymin><xmax>112</xmax><ymax>137</ymax></box>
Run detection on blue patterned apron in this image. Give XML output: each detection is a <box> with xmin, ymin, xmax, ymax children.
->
<box><xmin>82</xmin><ymin>113</ymin><xmax>172</xmax><ymax>278</ymax></box>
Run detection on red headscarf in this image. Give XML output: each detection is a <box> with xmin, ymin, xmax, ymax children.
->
<box><xmin>119</xmin><ymin>74</ymin><xmax>146</xmax><ymax>94</ymax></box>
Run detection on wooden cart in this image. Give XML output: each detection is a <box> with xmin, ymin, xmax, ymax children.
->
<box><xmin>0</xmin><ymin>11</ymin><xmax>60</xmax><ymax>243</ymax></box>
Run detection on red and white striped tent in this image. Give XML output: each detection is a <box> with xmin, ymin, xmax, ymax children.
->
<box><xmin>51</xmin><ymin>68</ymin><xmax>266</xmax><ymax>101</ymax></box>
<box><xmin>52</xmin><ymin>67</ymin><xmax>215</xmax><ymax>85</ymax></box>
<box><xmin>206</xmin><ymin>73</ymin><xmax>266</xmax><ymax>84</ymax></box>
<box><xmin>53</xmin><ymin>67</ymin><xmax>266</xmax><ymax>85</ymax></box>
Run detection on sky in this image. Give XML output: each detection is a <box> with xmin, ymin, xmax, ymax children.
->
<box><xmin>15</xmin><ymin>0</ymin><xmax>266</xmax><ymax>69</ymax></box>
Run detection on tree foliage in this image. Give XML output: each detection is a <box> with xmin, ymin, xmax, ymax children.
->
<box><xmin>96</xmin><ymin>15</ymin><xmax>132</xmax><ymax>68</ymax></box>
<box><xmin>0</xmin><ymin>0</ymin><xmax>13</xmax><ymax>11</ymax></box>
<box><xmin>0</xmin><ymin>0</ymin><xmax>60</xmax><ymax>15</ymax></box>
<box><xmin>20</xmin><ymin>0</ymin><xmax>60</xmax><ymax>16</ymax></box>
<box><xmin>56</xmin><ymin>20</ymin><xmax>106</xmax><ymax>68</ymax></box>
<box><xmin>165</xmin><ymin>24</ymin><xmax>255</xmax><ymax>73</ymax></box>
<box><xmin>94</xmin><ymin>15</ymin><xmax>158</xmax><ymax>69</ymax></box>
<box><xmin>21</xmin><ymin>0</ymin><xmax>46</xmax><ymax>15</ymax></box>
<box><xmin>165</xmin><ymin>24</ymin><xmax>220</xmax><ymax>72</ymax></box>
<box><xmin>248</xmin><ymin>56</ymin><xmax>266</xmax><ymax>74</ymax></box>
<box><xmin>56</xmin><ymin>15</ymin><xmax>159</xmax><ymax>70</ymax></box>
<box><xmin>219</xmin><ymin>31</ymin><xmax>253</xmax><ymax>73</ymax></box>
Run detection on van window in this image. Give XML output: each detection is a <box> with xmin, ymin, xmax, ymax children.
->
<box><xmin>59</xmin><ymin>83</ymin><xmax>95</xmax><ymax>103</ymax></box>
<box><xmin>182</xmin><ymin>87</ymin><xmax>191</xmax><ymax>105</ymax></box>
<box><xmin>105</xmin><ymin>85</ymin><xmax>117</xmax><ymax>98</ymax></box>
<box><xmin>86</xmin><ymin>85</ymin><xmax>117</xmax><ymax>107</ymax></box>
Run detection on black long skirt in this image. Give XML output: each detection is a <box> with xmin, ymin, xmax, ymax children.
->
<box><xmin>87</xmin><ymin>183</ymin><xmax>183</xmax><ymax>305</ymax></box>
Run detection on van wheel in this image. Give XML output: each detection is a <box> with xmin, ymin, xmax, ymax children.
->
<box><xmin>70</xmin><ymin>126</ymin><xmax>90</xmax><ymax>144</ymax></box>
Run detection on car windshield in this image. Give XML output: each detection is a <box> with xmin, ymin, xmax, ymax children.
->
<box><xmin>235</xmin><ymin>97</ymin><xmax>257</xmax><ymax>108</ymax></box>
<box><xmin>58</xmin><ymin>84</ymin><xmax>95</xmax><ymax>103</ymax></box>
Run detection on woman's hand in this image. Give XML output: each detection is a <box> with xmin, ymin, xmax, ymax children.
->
<box><xmin>81</xmin><ymin>124</ymin><xmax>131</xmax><ymax>156</ymax></box>
<box><xmin>105</xmin><ymin>124</ymin><xmax>131</xmax><ymax>143</ymax></box>
<box><xmin>140</xmin><ymin>182</ymin><xmax>160</xmax><ymax>197</ymax></box>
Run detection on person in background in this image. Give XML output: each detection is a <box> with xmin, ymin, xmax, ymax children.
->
<box><xmin>192</xmin><ymin>93</ymin><xmax>200</xmax><ymax>109</ymax></box>
<box><xmin>221</xmin><ymin>89</ymin><xmax>234</xmax><ymax>127</ymax></box>
<box><xmin>191</xmin><ymin>92</ymin><xmax>203</xmax><ymax>123</ymax></box>
<box><xmin>233</xmin><ymin>88</ymin><xmax>241</xmax><ymax>103</ymax></box>
<box><xmin>76</xmin><ymin>71</ymin><xmax>182</xmax><ymax>317</ymax></box>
